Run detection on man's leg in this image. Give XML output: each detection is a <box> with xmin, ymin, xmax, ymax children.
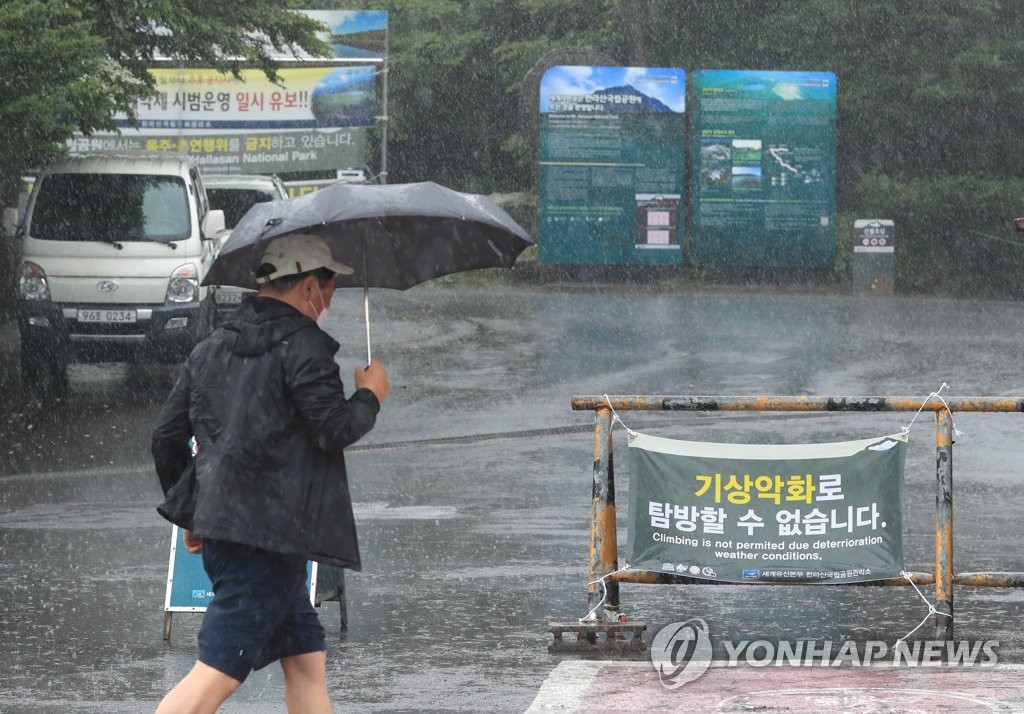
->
<box><xmin>155</xmin><ymin>660</ymin><xmax>241</xmax><ymax>714</ymax></box>
<box><xmin>281</xmin><ymin>650</ymin><xmax>333</xmax><ymax>714</ymax></box>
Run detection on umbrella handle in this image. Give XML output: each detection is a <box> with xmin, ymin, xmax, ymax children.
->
<box><xmin>364</xmin><ymin>285</ymin><xmax>372</xmax><ymax>366</ymax></box>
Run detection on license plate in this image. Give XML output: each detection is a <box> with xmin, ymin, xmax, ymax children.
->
<box><xmin>77</xmin><ymin>308</ymin><xmax>137</xmax><ymax>323</ymax></box>
<box><xmin>216</xmin><ymin>290</ymin><xmax>249</xmax><ymax>304</ymax></box>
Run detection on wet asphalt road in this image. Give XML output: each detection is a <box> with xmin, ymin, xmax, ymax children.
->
<box><xmin>1</xmin><ymin>285</ymin><xmax>1024</xmax><ymax>712</ymax></box>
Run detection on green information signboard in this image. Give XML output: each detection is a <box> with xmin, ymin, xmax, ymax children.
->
<box><xmin>626</xmin><ymin>431</ymin><xmax>906</xmax><ymax>584</ymax></box>
<box><xmin>538</xmin><ymin>66</ymin><xmax>686</xmax><ymax>265</ymax></box>
<box><xmin>691</xmin><ymin>70</ymin><xmax>837</xmax><ymax>267</ymax></box>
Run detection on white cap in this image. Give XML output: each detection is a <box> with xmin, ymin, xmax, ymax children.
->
<box><xmin>255</xmin><ymin>233</ymin><xmax>353</xmax><ymax>283</ymax></box>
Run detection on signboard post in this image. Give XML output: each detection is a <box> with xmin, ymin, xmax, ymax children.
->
<box><xmin>691</xmin><ymin>70</ymin><xmax>837</xmax><ymax>268</ymax></box>
<box><xmin>538</xmin><ymin>65</ymin><xmax>686</xmax><ymax>266</ymax></box>
<box><xmin>625</xmin><ymin>432</ymin><xmax>906</xmax><ymax>584</ymax></box>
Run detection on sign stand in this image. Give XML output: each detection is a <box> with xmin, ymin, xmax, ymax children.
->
<box><xmin>162</xmin><ymin>525</ymin><xmax>318</xmax><ymax>641</ymax></box>
<box><xmin>852</xmin><ymin>218</ymin><xmax>896</xmax><ymax>293</ymax></box>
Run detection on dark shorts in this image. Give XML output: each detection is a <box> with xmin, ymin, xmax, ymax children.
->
<box><xmin>197</xmin><ymin>539</ymin><xmax>325</xmax><ymax>683</ymax></box>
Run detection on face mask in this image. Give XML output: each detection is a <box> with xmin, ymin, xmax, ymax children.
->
<box><xmin>307</xmin><ymin>283</ymin><xmax>330</xmax><ymax>328</ymax></box>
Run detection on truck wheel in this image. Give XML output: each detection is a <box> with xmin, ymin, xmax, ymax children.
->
<box><xmin>20</xmin><ymin>338</ymin><xmax>68</xmax><ymax>399</ymax></box>
<box><xmin>50</xmin><ymin>354</ymin><xmax>69</xmax><ymax>397</ymax></box>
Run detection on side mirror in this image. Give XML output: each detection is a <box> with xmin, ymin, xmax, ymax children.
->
<box><xmin>202</xmin><ymin>209</ymin><xmax>226</xmax><ymax>239</ymax></box>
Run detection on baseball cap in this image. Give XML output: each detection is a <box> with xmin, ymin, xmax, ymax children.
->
<box><xmin>255</xmin><ymin>233</ymin><xmax>354</xmax><ymax>284</ymax></box>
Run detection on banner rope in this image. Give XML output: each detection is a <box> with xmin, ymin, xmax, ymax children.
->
<box><xmin>896</xmin><ymin>570</ymin><xmax>941</xmax><ymax>643</ymax></box>
<box><xmin>901</xmin><ymin>383</ymin><xmax>964</xmax><ymax>437</ymax></box>
<box><xmin>580</xmin><ymin>564</ymin><xmax>632</xmax><ymax>623</ymax></box>
<box><xmin>603</xmin><ymin>394</ymin><xmax>636</xmax><ymax>438</ymax></box>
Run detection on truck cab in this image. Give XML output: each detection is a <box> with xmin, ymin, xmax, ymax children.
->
<box><xmin>202</xmin><ymin>173</ymin><xmax>288</xmax><ymax>318</ymax></box>
<box><xmin>17</xmin><ymin>154</ymin><xmax>225</xmax><ymax>397</ymax></box>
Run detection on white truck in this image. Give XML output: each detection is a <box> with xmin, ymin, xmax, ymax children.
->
<box><xmin>16</xmin><ymin>154</ymin><xmax>225</xmax><ymax>397</ymax></box>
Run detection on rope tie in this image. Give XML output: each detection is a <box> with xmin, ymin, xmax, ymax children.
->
<box><xmin>580</xmin><ymin>564</ymin><xmax>631</xmax><ymax>623</ymax></box>
<box><xmin>896</xmin><ymin>570</ymin><xmax>943</xmax><ymax>644</ymax></box>
<box><xmin>603</xmin><ymin>394</ymin><xmax>636</xmax><ymax>438</ymax></box>
<box><xmin>901</xmin><ymin>383</ymin><xmax>964</xmax><ymax>437</ymax></box>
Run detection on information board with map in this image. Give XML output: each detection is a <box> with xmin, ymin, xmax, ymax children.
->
<box><xmin>691</xmin><ymin>70</ymin><xmax>837</xmax><ymax>267</ymax></box>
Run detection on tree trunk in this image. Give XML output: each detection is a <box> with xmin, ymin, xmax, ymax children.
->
<box><xmin>620</xmin><ymin>0</ymin><xmax>650</xmax><ymax>66</ymax></box>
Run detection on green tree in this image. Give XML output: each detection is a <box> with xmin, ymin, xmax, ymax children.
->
<box><xmin>854</xmin><ymin>173</ymin><xmax>1024</xmax><ymax>296</ymax></box>
<box><xmin>0</xmin><ymin>0</ymin><xmax>328</xmax><ymax>305</ymax></box>
<box><xmin>610</xmin><ymin>1</ymin><xmax>1024</xmax><ymax>199</ymax></box>
<box><xmin>611</xmin><ymin>0</ymin><xmax>1024</xmax><ymax>291</ymax></box>
<box><xmin>747</xmin><ymin>1</ymin><xmax>1024</xmax><ymax>190</ymax></box>
<box><xmin>8</xmin><ymin>1</ymin><xmax>1024</xmax><ymax>297</ymax></box>
<box><xmin>343</xmin><ymin>0</ymin><xmax>618</xmax><ymax>192</ymax></box>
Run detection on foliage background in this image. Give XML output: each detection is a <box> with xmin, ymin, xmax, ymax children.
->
<box><xmin>4</xmin><ymin>0</ymin><xmax>1024</xmax><ymax>298</ymax></box>
<box><xmin>355</xmin><ymin>0</ymin><xmax>1024</xmax><ymax>296</ymax></box>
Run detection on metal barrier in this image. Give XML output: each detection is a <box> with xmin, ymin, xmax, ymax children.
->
<box><xmin>569</xmin><ymin>395</ymin><xmax>1024</xmax><ymax>644</ymax></box>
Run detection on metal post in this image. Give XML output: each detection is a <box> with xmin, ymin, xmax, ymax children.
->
<box><xmin>378</xmin><ymin>30</ymin><xmax>389</xmax><ymax>185</ymax></box>
<box><xmin>587</xmin><ymin>407</ymin><xmax>619</xmax><ymax>620</ymax></box>
<box><xmin>934</xmin><ymin>409</ymin><xmax>954</xmax><ymax>639</ymax></box>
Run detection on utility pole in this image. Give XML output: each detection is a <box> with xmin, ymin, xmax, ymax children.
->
<box><xmin>378</xmin><ymin>25</ymin><xmax>389</xmax><ymax>185</ymax></box>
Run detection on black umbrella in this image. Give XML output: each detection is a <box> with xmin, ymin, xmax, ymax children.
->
<box><xmin>203</xmin><ymin>181</ymin><xmax>533</xmax><ymax>362</ymax></box>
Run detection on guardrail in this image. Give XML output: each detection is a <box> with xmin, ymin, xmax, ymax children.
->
<box><xmin>570</xmin><ymin>395</ymin><xmax>1024</xmax><ymax>642</ymax></box>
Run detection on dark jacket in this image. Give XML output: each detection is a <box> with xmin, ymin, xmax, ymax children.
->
<box><xmin>151</xmin><ymin>296</ymin><xmax>379</xmax><ymax>568</ymax></box>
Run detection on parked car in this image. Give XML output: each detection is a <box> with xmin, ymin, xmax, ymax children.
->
<box><xmin>336</xmin><ymin>166</ymin><xmax>373</xmax><ymax>184</ymax></box>
<box><xmin>203</xmin><ymin>173</ymin><xmax>288</xmax><ymax>229</ymax></box>
<box><xmin>202</xmin><ymin>173</ymin><xmax>288</xmax><ymax>317</ymax></box>
<box><xmin>17</xmin><ymin>154</ymin><xmax>225</xmax><ymax>397</ymax></box>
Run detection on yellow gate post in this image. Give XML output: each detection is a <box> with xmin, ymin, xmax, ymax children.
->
<box><xmin>934</xmin><ymin>409</ymin><xmax>954</xmax><ymax>639</ymax></box>
<box><xmin>587</xmin><ymin>406</ymin><xmax>620</xmax><ymax>621</ymax></box>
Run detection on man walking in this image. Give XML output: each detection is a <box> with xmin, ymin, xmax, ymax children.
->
<box><xmin>151</xmin><ymin>233</ymin><xmax>390</xmax><ymax>713</ymax></box>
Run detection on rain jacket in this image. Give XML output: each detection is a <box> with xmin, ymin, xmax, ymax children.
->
<box><xmin>151</xmin><ymin>296</ymin><xmax>380</xmax><ymax>568</ymax></box>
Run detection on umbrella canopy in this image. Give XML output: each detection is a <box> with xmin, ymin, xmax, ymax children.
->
<box><xmin>203</xmin><ymin>181</ymin><xmax>532</xmax><ymax>291</ymax></box>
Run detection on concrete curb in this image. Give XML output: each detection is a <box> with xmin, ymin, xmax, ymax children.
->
<box><xmin>527</xmin><ymin>660</ymin><xmax>1024</xmax><ymax>712</ymax></box>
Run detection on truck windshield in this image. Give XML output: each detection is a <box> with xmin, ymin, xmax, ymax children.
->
<box><xmin>30</xmin><ymin>173</ymin><xmax>190</xmax><ymax>242</ymax></box>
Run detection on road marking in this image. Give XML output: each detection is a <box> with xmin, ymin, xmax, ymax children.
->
<box><xmin>527</xmin><ymin>661</ymin><xmax>1024</xmax><ymax>712</ymax></box>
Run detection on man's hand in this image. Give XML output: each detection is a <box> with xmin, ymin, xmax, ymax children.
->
<box><xmin>356</xmin><ymin>359</ymin><xmax>391</xmax><ymax>404</ymax></box>
<box><xmin>183</xmin><ymin>529</ymin><xmax>203</xmax><ymax>554</ymax></box>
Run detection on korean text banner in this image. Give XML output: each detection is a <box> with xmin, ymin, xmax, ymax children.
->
<box><xmin>626</xmin><ymin>431</ymin><xmax>906</xmax><ymax>584</ymax></box>
<box><xmin>67</xmin><ymin>66</ymin><xmax>374</xmax><ymax>174</ymax></box>
<box><xmin>68</xmin><ymin>9</ymin><xmax>386</xmax><ymax>174</ymax></box>
<box><xmin>118</xmin><ymin>67</ymin><xmax>377</xmax><ymax>131</ymax></box>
